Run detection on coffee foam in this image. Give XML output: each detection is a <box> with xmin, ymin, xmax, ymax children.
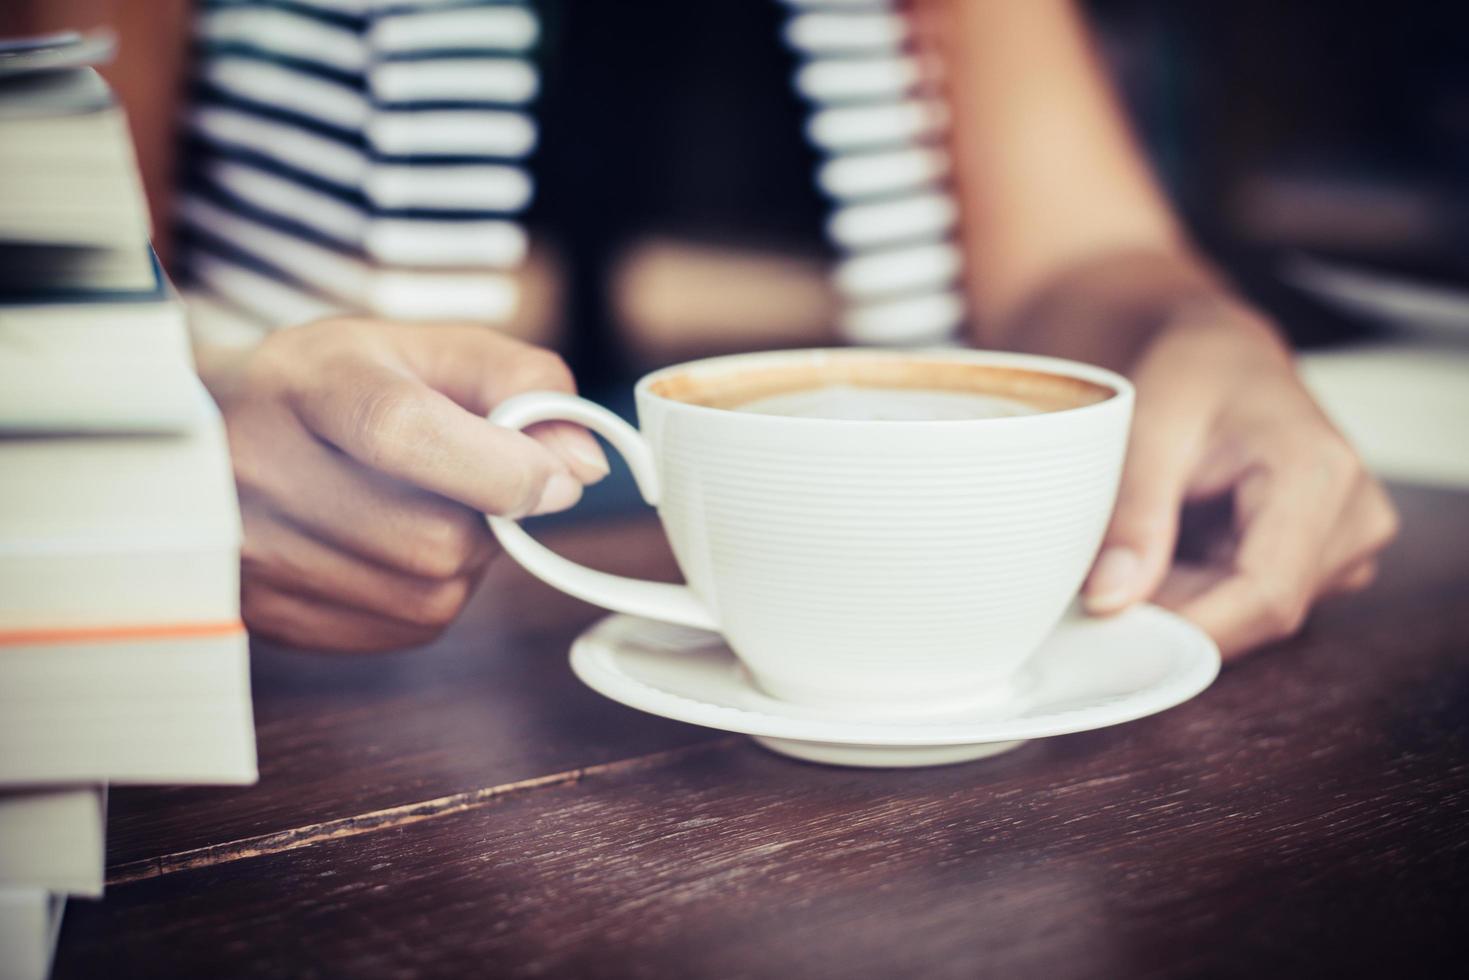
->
<box><xmin>648</xmin><ymin>354</ymin><xmax>1114</xmax><ymax>415</ymax></box>
<box><xmin>736</xmin><ymin>385</ymin><xmax>1040</xmax><ymax>421</ymax></box>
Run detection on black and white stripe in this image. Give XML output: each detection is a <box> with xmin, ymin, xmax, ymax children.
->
<box><xmin>182</xmin><ymin>0</ymin><xmax>964</xmax><ymax>346</ymax></box>
<box><xmin>179</xmin><ymin>0</ymin><xmax>539</xmax><ymax>337</ymax></box>
<box><xmin>781</xmin><ymin>0</ymin><xmax>967</xmax><ymax>346</ymax></box>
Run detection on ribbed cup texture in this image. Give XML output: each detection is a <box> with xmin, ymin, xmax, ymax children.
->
<box><xmin>639</xmin><ymin>393</ymin><xmax>1130</xmax><ymax>707</ymax></box>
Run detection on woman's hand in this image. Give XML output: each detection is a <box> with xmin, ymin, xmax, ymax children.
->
<box><xmin>912</xmin><ymin>0</ymin><xmax>1397</xmax><ymax>657</ymax></box>
<box><xmin>199</xmin><ymin>319</ymin><xmax>609</xmax><ymax>652</ymax></box>
<box><xmin>1081</xmin><ymin>305</ymin><xmax>1399</xmax><ymax>658</ymax></box>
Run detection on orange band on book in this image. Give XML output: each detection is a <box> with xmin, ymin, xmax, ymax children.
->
<box><xmin>0</xmin><ymin>620</ymin><xmax>246</xmax><ymax>647</ymax></box>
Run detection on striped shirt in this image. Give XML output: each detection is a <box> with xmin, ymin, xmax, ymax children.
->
<box><xmin>178</xmin><ymin>0</ymin><xmax>540</xmax><ymax>345</ymax></box>
<box><xmin>180</xmin><ymin>0</ymin><xmax>964</xmax><ymax>348</ymax></box>
<box><xmin>781</xmin><ymin>0</ymin><xmax>966</xmax><ymax>346</ymax></box>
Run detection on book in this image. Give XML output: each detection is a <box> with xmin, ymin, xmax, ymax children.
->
<box><xmin>0</xmin><ymin>66</ymin><xmax>150</xmax><ymax>248</ymax></box>
<box><xmin>0</xmin><ymin>629</ymin><xmax>256</xmax><ymax>786</ymax></box>
<box><xmin>0</xmin><ymin>787</ymin><xmax>105</xmax><ymax>897</ymax></box>
<box><xmin>0</xmin><ymin>49</ymin><xmax>258</xmax><ymax>980</ymax></box>
<box><xmin>0</xmin><ymin>49</ymin><xmax>191</xmax><ymax>436</ymax></box>
<box><xmin>0</xmin><ymin>274</ymin><xmax>199</xmax><ymax>435</ymax></box>
<box><xmin>0</xmin><ymin>888</ymin><xmax>65</xmax><ymax>980</ymax></box>
<box><xmin>0</xmin><ymin>380</ymin><xmax>241</xmax><ymax>632</ymax></box>
<box><xmin>0</xmin><ymin>31</ymin><xmax>116</xmax><ymax>77</ymax></box>
<box><xmin>0</xmin><ymin>242</ymin><xmax>162</xmax><ymax>298</ymax></box>
<box><xmin>0</xmin><ymin>378</ymin><xmax>255</xmax><ymax>785</ymax></box>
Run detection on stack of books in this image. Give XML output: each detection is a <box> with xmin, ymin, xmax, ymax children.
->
<box><xmin>0</xmin><ymin>34</ymin><xmax>257</xmax><ymax>980</ymax></box>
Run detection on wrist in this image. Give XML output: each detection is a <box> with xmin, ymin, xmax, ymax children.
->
<box><xmin>1145</xmin><ymin>294</ymin><xmax>1295</xmax><ymax>378</ymax></box>
<box><xmin>987</xmin><ymin>247</ymin><xmax>1290</xmax><ymax>375</ymax></box>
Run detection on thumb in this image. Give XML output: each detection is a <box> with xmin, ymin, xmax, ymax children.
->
<box><xmin>1083</xmin><ymin>382</ymin><xmax>1207</xmax><ymax>615</ymax></box>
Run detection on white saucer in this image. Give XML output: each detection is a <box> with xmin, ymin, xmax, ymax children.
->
<box><xmin>569</xmin><ymin>606</ymin><xmax>1221</xmax><ymax>768</ymax></box>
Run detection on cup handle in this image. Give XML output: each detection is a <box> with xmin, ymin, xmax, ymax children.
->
<box><xmin>486</xmin><ymin>391</ymin><xmax>719</xmax><ymax>631</ymax></box>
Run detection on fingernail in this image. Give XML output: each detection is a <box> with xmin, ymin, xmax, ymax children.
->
<box><xmin>559</xmin><ymin>428</ymin><xmax>609</xmax><ymax>480</ymax></box>
<box><xmin>531</xmin><ymin>471</ymin><xmax>582</xmax><ymax>516</ymax></box>
<box><xmin>1084</xmin><ymin>547</ymin><xmax>1142</xmax><ymax>613</ymax></box>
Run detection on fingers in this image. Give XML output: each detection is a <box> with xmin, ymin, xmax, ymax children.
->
<box><xmin>1151</xmin><ymin>563</ymin><xmax>1228</xmax><ymax>611</ymax></box>
<box><xmin>1319</xmin><ymin>476</ymin><xmax>1400</xmax><ymax>583</ymax></box>
<box><xmin>223</xmin><ymin>319</ymin><xmax>611</xmax><ymax>654</ymax></box>
<box><xmin>1083</xmin><ymin>365</ymin><xmax>1211</xmax><ymax>614</ymax></box>
<box><xmin>388</xmin><ymin>322</ymin><xmax>570</xmax><ymax>411</ymax></box>
<box><xmin>237</xmin><ymin>426</ymin><xmax>497</xmax><ymax>579</ymax></box>
<box><xmin>1309</xmin><ymin>478</ymin><xmax>1395</xmax><ymax>600</ymax></box>
<box><xmin>241</xmin><ymin>503</ymin><xmax>483</xmax><ymax>626</ymax></box>
<box><xmin>1325</xmin><ymin>559</ymin><xmax>1378</xmax><ymax>596</ymax></box>
<box><xmin>1154</xmin><ymin>553</ymin><xmax>1376</xmax><ymax>620</ymax></box>
<box><xmin>386</xmin><ymin>323</ymin><xmax>609</xmax><ymax>482</ymax></box>
<box><xmin>288</xmin><ymin>356</ymin><xmax>583</xmax><ymax>518</ymax></box>
<box><xmin>242</xmin><ymin>580</ymin><xmax>446</xmax><ymax>653</ymax></box>
<box><xmin>1179</xmin><ymin>439</ymin><xmax>1358</xmax><ymax>657</ymax></box>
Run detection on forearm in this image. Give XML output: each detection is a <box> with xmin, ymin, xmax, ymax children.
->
<box><xmin>913</xmin><ymin>0</ymin><xmax>1278</xmax><ymax>369</ymax></box>
<box><xmin>913</xmin><ymin>2</ymin><xmax>1394</xmax><ymax>659</ymax></box>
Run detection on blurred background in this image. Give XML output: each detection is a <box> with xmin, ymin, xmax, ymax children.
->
<box><xmin>9</xmin><ymin>0</ymin><xmax>1466</xmax><ymax>502</ymax></box>
<box><xmin>517</xmin><ymin>0</ymin><xmax>1469</xmax><ymax>512</ymax></box>
<box><xmin>523</xmin><ymin>0</ymin><xmax>1468</xmax><ymax>359</ymax></box>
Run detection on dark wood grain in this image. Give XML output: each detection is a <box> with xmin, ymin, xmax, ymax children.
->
<box><xmin>105</xmin><ymin>516</ymin><xmax>720</xmax><ymax>869</ymax></box>
<box><xmin>65</xmin><ymin>485</ymin><xmax>1469</xmax><ymax>978</ymax></box>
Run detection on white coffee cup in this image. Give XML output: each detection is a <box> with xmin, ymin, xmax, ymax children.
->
<box><xmin>488</xmin><ymin>348</ymin><xmax>1132</xmax><ymax>711</ymax></box>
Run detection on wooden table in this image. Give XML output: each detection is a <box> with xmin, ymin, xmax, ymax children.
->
<box><xmin>53</xmin><ymin>485</ymin><xmax>1469</xmax><ymax>979</ymax></box>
